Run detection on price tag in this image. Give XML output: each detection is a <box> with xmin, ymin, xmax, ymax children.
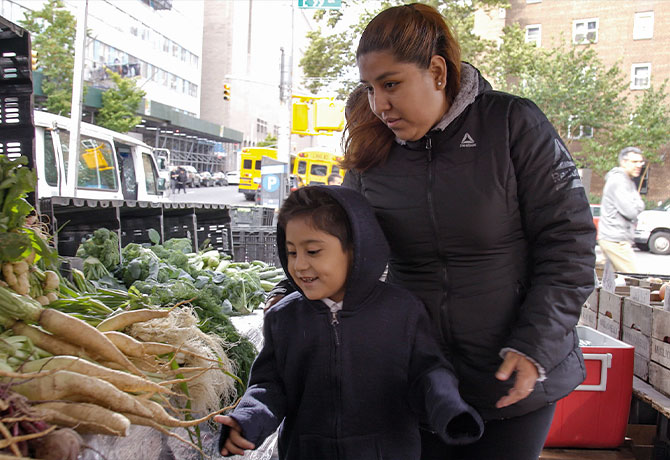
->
<box><xmin>630</xmin><ymin>286</ymin><xmax>651</xmax><ymax>305</ymax></box>
<box><xmin>601</xmin><ymin>260</ymin><xmax>616</xmax><ymax>293</ymax></box>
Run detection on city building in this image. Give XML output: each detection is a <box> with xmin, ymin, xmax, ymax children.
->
<box><xmin>475</xmin><ymin>0</ymin><xmax>670</xmax><ymax>200</ymax></box>
<box><xmin>2</xmin><ymin>0</ymin><xmax>243</xmax><ymax>172</ymax></box>
<box><xmin>199</xmin><ymin>0</ymin><xmax>338</xmax><ymax>171</ymax></box>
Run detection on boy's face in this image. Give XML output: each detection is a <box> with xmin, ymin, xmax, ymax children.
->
<box><xmin>285</xmin><ymin>216</ymin><xmax>351</xmax><ymax>302</ymax></box>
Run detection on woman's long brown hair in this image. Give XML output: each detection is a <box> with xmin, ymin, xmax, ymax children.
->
<box><xmin>343</xmin><ymin>3</ymin><xmax>461</xmax><ymax>172</ymax></box>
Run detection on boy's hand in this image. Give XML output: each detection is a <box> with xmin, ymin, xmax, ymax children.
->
<box><xmin>494</xmin><ymin>351</ymin><xmax>539</xmax><ymax>409</ymax></box>
<box><xmin>214</xmin><ymin>415</ymin><xmax>255</xmax><ymax>456</ymax></box>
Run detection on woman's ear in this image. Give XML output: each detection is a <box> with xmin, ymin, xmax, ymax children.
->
<box><xmin>429</xmin><ymin>55</ymin><xmax>447</xmax><ymax>88</ymax></box>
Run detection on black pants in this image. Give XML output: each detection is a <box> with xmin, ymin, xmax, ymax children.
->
<box><xmin>421</xmin><ymin>403</ymin><xmax>556</xmax><ymax>460</ymax></box>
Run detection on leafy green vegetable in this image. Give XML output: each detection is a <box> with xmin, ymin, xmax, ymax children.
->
<box><xmin>76</xmin><ymin>227</ymin><xmax>120</xmax><ymax>270</ymax></box>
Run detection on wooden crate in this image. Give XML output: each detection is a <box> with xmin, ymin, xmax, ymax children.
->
<box><xmin>579</xmin><ymin>306</ymin><xmax>597</xmax><ymax>328</ymax></box>
<box><xmin>585</xmin><ymin>287</ymin><xmax>599</xmax><ymax>313</ymax></box>
<box><xmin>597</xmin><ymin>289</ymin><xmax>624</xmax><ymax>339</ymax></box>
<box><xmin>649</xmin><ymin>308</ymin><xmax>670</xmax><ymax>397</ymax></box>
<box><xmin>622</xmin><ymin>297</ymin><xmax>654</xmax><ymax>381</ymax></box>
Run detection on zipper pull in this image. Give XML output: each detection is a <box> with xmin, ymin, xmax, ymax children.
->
<box><xmin>426</xmin><ymin>136</ymin><xmax>432</xmax><ymax>161</ymax></box>
<box><xmin>330</xmin><ymin>311</ymin><xmax>340</xmax><ymax>346</ymax></box>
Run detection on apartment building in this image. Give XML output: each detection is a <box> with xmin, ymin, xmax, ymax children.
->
<box><xmin>475</xmin><ymin>0</ymin><xmax>670</xmax><ymax>200</ymax></box>
<box><xmin>1</xmin><ymin>0</ymin><xmax>243</xmax><ymax>171</ymax></box>
<box><xmin>200</xmin><ymin>0</ymin><xmax>328</xmax><ymax>169</ymax></box>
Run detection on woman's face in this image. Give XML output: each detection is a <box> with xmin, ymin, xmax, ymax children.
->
<box><xmin>358</xmin><ymin>51</ymin><xmax>448</xmax><ymax>142</ymax></box>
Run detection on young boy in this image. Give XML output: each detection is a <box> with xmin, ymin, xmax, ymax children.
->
<box><xmin>215</xmin><ymin>186</ymin><xmax>483</xmax><ymax>460</ymax></box>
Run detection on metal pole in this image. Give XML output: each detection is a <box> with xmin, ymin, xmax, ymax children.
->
<box><xmin>276</xmin><ymin>0</ymin><xmax>294</xmax><ymax>164</ymax></box>
<box><xmin>66</xmin><ymin>0</ymin><xmax>88</xmax><ymax>197</ymax></box>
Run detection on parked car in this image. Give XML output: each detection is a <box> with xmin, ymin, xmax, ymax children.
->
<box><xmin>199</xmin><ymin>171</ymin><xmax>213</xmax><ymax>187</ymax></box>
<box><xmin>181</xmin><ymin>165</ymin><xmax>199</xmax><ymax>187</ymax></box>
<box><xmin>635</xmin><ymin>199</ymin><xmax>670</xmax><ymax>255</ymax></box>
<box><xmin>590</xmin><ymin>204</ymin><xmax>601</xmax><ymax>232</ymax></box>
<box><xmin>225</xmin><ymin>171</ymin><xmax>240</xmax><ymax>185</ymax></box>
<box><xmin>212</xmin><ymin>171</ymin><xmax>228</xmax><ymax>186</ymax></box>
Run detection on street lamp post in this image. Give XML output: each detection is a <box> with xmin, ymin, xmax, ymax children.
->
<box><xmin>65</xmin><ymin>0</ymin><xmax>88</xmax><ymax>197</ymax></box>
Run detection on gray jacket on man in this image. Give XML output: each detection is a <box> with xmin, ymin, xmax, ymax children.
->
<box><xmin>598</xmin><ymin>167</ymin><xmax>645</xmax><ymax>243</ymax></box>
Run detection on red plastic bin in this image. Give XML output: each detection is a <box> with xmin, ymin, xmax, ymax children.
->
<box><xmin>544</xmin><ymin>325</ymin><xmax>634</xmax><ymax>448</ymax></box>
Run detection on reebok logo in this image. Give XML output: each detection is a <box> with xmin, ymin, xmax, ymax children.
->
<box><xmin>460</xmin><ymin>133</ymin><xmax>476</xmax><ymax>148</ymax></box>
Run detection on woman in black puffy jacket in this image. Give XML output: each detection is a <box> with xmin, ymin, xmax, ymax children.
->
<box><xmin>270</xmin><ymin>4</ymin><xmax>596</xmax><ymax>459</ymax></box>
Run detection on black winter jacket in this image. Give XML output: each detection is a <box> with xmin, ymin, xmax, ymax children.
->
<box><xmin>220</xmin><ymin>186</ymin><xmax>483</xmax><ymax>460</ymax></box>
<box><xmin>343</xmin><ymin>64</ymin><xmax>596</xmax><ymax>420</ymax></box>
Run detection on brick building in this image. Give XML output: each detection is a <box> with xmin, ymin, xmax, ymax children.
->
<box><xmin>475</xmin><ymin>0</ymin><xmax>670</xmax><ymax>202</ymax></box>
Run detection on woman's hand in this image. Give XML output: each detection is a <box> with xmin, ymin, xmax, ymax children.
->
<box><xmin>214</xmin><ymin>415</ymin><xmax>255</xmax><ymax>456</ymax></box>
<box><xmin>494</xmin><ymin>351</ymin><xmax>539</xmax><ymax>409</ymax></box>
<box><xmin>264</xmin><ymin>294</ymin><xmax>285</xmax><ymax>312</ymax></box>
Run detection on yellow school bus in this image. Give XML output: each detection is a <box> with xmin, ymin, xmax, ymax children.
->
<box><xmin>292</xmin><ymin>149</ymin><xmax>344</xmax><ymax>186</ymax></box>
<box><xmin>238</xmin><ymin>147</ymin><xmax>278</xmax><ymax>201</ymax></box>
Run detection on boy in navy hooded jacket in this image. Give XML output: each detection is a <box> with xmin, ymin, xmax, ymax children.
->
<box><xmin>216</xmin><ymin>186</ymin><xmax>483</xmax><ymax>460</ymax></box>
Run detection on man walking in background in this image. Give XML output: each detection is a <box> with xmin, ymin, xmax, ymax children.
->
<box><xmin>598</xmin><ymin>147</ymin><xmax>646</xmax><ymax>273</ymax></box>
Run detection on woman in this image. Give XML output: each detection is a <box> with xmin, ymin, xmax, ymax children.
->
<box><xmin>343</xmin><ymin>4</ymin><xmax>596</xmax><ymax>459</ymax></box>
<box><xmin>268</xmin><ymin>3</ymin><xmax>595</xmax><ymax>459</ymax></box>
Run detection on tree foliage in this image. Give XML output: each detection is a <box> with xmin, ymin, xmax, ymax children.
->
<box><xmin>96</xmin><ymin>70</ymin><xmax>146</xmax><ymax>134</ymax></box>
<box><xmin>299</xmin><ymin>0</ymin><xmax>503</xmax><ymax>99</ymax></box>
<box><xmin>19</xmin><ymin>0</ymin><xmax>76</xmax><ymax>116</ymax></box>
<box><xmin>257</xmin><ymin>134</ymin><xmax>278</xmax><ymax>148</ymax></box>
<box><xmin>483</xmin><ymin>24</ymin><xmax>670</xmax><ymax>174</ymax></box>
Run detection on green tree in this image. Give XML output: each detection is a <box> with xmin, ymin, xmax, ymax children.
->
<box><xmin>96</xmin><ymin>69</ymin><xmax>146</xmax><ymax>133</ymax></box>
<box><xmin>484</xmin><ymin>25</ymin><xmax>670</xmax><ymax>175</ymax></box>
<box><xmin>299</xmin><ymin>0</ymin><xmax>504</xmax><ymax>99</ymax></box>
<box><xmin>582</xmin><ymin>81</ymin><xmax>670</xmax><ymax>174</ymax></box>
<box><xmin>257</xmin><ymin>134</ymin><xmax>278</xmax><ymax>148</ymax></box>
<box><xmin>19</xmin><ymin>0</ymin><xmax>77</xmax><ymax>115</ymax></box>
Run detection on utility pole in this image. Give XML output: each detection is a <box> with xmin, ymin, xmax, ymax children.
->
<box><xmin>65</xmin><ymin>0</ymin><xmax>88</xmax><ymax>197</ymax></box>
<box><xmin>276</xmin><ymin>1</ymin><xmax>294</xmax><ymax>164</ymax></box>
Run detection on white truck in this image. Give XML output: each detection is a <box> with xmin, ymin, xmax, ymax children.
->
<box><xmin>34</xmin><ymin>111</ymin><xmax>167</xmax><ymax>203</ymax></box>
<box><xmin>634</xmin><ymin>199</ymin><xmax>670</xmax><ymax>255</ymax></box>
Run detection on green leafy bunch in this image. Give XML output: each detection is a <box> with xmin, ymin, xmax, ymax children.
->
<box><xmin>76</xmin><ymin>227</ymin><xmax>121</xmax><ymax>271</ymax></box>
<box><xmin>0</xmin><ymin>155</ymin><xmax>56</xmax><ymax>266</ymax></box>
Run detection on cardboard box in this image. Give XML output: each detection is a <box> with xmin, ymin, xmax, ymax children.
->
<box><xmin>544</xmin><ymin>326</ymin><xmax>634</xmax><ymax>448</ymax></box>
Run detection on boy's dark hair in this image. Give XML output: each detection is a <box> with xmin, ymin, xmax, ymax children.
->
<box><xmin>278</xmin><ymin>186</ymin><xmax>352</xmax><ymax>251</ymax></box>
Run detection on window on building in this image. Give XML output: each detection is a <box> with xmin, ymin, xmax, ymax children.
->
<box><xmin>256</xmin><ymin>119</ymin><xmax>268</xmax><ymax>137</ymax></box>
<box><xmin>633</xmin><ymin>11</ymin><xmax>654</xmax><ymax>40</ymax></box>
<box><xmin>567</xmin><ymin>115</ymin><xmax>594</xmax><ymax>140</ymax></box>
<box><xmin>573</xmin><ymin>18</ymin><xmax>598</xmax><ymax>44</ymax></box>
<box><xmin>631</xmin><ymin>63</ymin><xmax>651</xmax><ymax>89</ymax></box>
<box><xmin>525</xmin><ymin>24</ymin><xmax>541</xmax><ymax>46</ymax></box>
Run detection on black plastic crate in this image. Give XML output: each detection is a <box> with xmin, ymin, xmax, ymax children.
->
<box><xmin>232</xmin><ymin>226</ymin><xmax>279</xmax><ymax>266</ymax></box>
<box><xmin>194</xmin><ymin>206</ymin><xmax>232</xmax><ymax>255</ymax></box>
<box><xmin>119</xmin><ymin>205</ymin><xmax>163</xmax><ymax>247</ymax></box>
<box><xmin>230</xmin><ymin>206</ymin><xmax>275</xmax><ymax>227</ymax></box>
<box><xmin>51</xmin><ymin>199</ymin><xmax>121</xmax><ymax>257</ymax></box>
<box><xmin>0</xmin><ymin>17</ymin><xmax>35</xmax><ymax>170</ymax></box>
<box><xmin>163</xmin><ymin>207</ymin><xmax>197</xmax><ymax>251</ymax></box>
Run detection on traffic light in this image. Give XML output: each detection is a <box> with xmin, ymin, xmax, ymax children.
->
<box><xmin>223</xmin><ymin>83</ymin><xmax>231</xmax><ymax>101</ymax></box>
<box><xmin>31</xmin><ymin>49</ymin><xmax>39</xmax><ymax>70</ymax></box>
<box><xmin>314</xmin><ymin>99</ymin><xmax>345</xmax><ymax>131</ymax></box>
<box><xmin>291</xmin><ymin>102</ymin><xmax>309</xmax><ymax>133</ymax></box>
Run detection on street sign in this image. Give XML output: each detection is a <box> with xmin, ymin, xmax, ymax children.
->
<box><xmin>298</xmin><ymin>0</ymin><xmax>341</xmax><ymax>9</ymax></box>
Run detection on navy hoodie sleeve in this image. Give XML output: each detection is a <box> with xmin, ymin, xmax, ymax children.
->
<box><xmin>219</xmin><ymin>312</ymin><xmax>287</xmax><ymax>451</ymax></box>
<box><xmin>407</xmin><ymin>303</ymin><xmax>484</xmax><ymax>445</ymax></box>
<box><xmin>504</xmin><ymin>98</ymin><xmax>596</xmax><ymax>372</ymax></box>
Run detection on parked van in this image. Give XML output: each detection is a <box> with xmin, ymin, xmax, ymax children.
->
<box><xmin>34</xmin><ymin>111</ymin><xmax>166</xmax><ymax>203</ymax></box>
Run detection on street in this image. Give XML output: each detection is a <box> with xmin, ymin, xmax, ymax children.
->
<box><xmin>167</xmin><ymin>186</ymin><xmax>669</xmax><ymax>276</ymax></box>
<box><xmin>596</xmin><ymin>245</ymin><xmax>668</xmax><ymax>276</ymax></box>
<box><xmin>167</xmin><ymin>184</ymin><xmax>250</xmax><ymax>206</ymax></box>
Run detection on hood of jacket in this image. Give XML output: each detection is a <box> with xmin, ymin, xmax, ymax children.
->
<box><xmin>276</xmin><ymin>185</ymin><xmax>390</xmax><ymax>309</ymax></box>
<box><xmin>605</xmin><ymin>166</ymin><xmax>631</xmax><ymax>182</ymax></box>
<box><xmin>397</xmin><ymin>62</ymin><xmax>492</xmax><ymax>148</ymax></box>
